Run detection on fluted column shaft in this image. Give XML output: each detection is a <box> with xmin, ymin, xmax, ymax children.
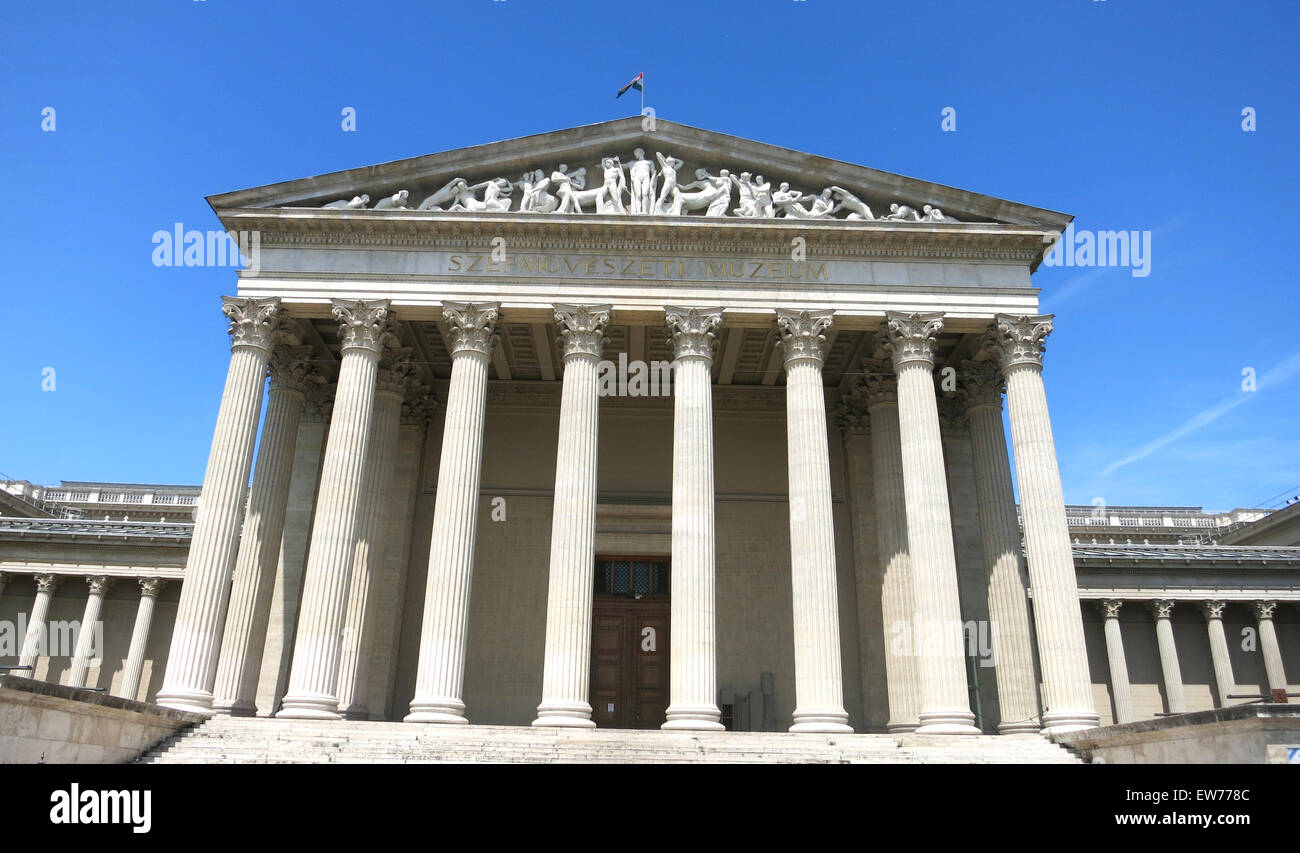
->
<box><xmin>212</xmin><ymin>347</ymin><xmax>313</xmax><ymax>715</ymax></box>
<box><xmin>534</xmin><ymin>305</ymin><xmax>611</xmax><ymax>728</ymax></box>
<box><xmin>407</xmin><ymin>302</ymin><xmax>499</xmax><ymax>724</ymax></box>
<box><xmin>18</xmin><ymin>574</ymin><xmax>61</xmax><ymax>670</ymax></box>
<box><xmin>278</xmin><ymin>299</ymin><xmax>391</xmax><ymax>719</ymax></box>
<box><xmin>68</xmin><ymin>577</ymin><xmax>113</xmax><ymax>687</ymax></box>
<box><xmin>855</xmin><ymin>372</ymin><xmax>920</xmax><ymax>732</ymax></box>
<box><xmin>1151</xmin><ymin>601</ymin><xmax>1187</xmax><ymax>713</ymax></box>
<box><xmin>660</xmin><ymin>307</ymin><xmax>724</xmax><ymax>731</ymax></box>
<box><xmin>157</xmin><ymin>296</ymin><xmax>281</xmax><ymax>714</ymax></box>
<box><xmin>1098</xmin><ymin>600</ymin><xmax>1134</xmax><ymax>724</ymax></box>
<box><xmin>988</xmin><ymin>314</ymin><xmax>1099</xmax><ymax>733</ymax></box>
<box><xmin>1200</xmin><ymin>601</ymin><xmax>1235</xmax><ymax>707</ymax></box>
<box><xmin>884</xmin><ymin>313</ymin><xmax>977</xmax><ymax>734</ymax></box>
<box><xmin>962</xmin><ymin>363</ymin><xmax>1041</xmax><ymax>733</ymax></box>
<box><xmin>1253</xmin><ymin>601</ymin><xmax>1288</xmax><ymax>692</ymax></box>
<box><xmin>118</xmin><ymin>579</ymin><xmax>165</xmax><ymax>700</ymax></box>
<box><xmin>337</xmin><ymin>352</ymin><xmax>411</xmax><ymax>719</ymax></box>
<box><xmin>775</xmin><ymin>308</ymin><xmax>851</xmax><ymax>733</ymax></box>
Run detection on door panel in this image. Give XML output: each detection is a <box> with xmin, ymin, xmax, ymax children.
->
<box><xmin>590</xmin><ymin>598</ymin><xmax>669</xmax><ymax>729</ymax></box>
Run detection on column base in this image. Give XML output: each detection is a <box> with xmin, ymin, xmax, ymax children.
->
<box><xmin>1040</xmin><ymin>709</ymin><xmax>1100</xmax><ymax>736</ymax></box>
<box><xmin>276</xmin><ymin>692</ymin><xmax>343</xmax><ymax>720</ymax></box>
<box><xmin>886</xmin><ymin>720</ymin><xmax>920</xmax><ymax>734</ymax></box>
<box><xmin>533</xmin><ymin>701</ymin><xmax>595</xmax><ymax>728</ymax></box>
<box><xmin>405</xmin><ymin>697</ymin><xmax>468</xmax><ymax>725</ymax></box>
<box><xmin>211</xmin><ymin>698</ymin><xmax>258</xmax><ymax>717</ymax></box>
<box><xmin>155</xmin><ymin>688</ymin><xmax>216</xmax><ymax>717</ymax></box>
<box><xmin>663</xmin><ymin>703</ymin><xmax>724</xmax><ymax>731</ymax></box>
<box><xmin>916</xmin><ymin>709</ymin><xmax>980</xmax><ymax>735</ymax></box>
<box><xmin>790</xmin><ymin>708</ymin><xmax>853</xmax><ymax>734</ymax></box>
<box><xmin>997</xmin><ymin>720</ymin><xmax>1044</xmax><ymax>735</ymax></box>
<box><xmin>341</xmin><ymin>704</ymin><xmax>370</xmax><ymax>721</ymax></box>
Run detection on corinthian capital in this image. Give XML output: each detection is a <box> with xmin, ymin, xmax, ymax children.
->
<box><xmin>881</xmin><ymin>311</ymin><xmax>943</xmax><ymax>368</ymax></box>
<box><xmin>775</xmin><ymin>308</ymin><xmax>834</xmax><ymax>366</ymax></box>
<box><xmin>401</xmin><ymin>384</ymin><xmax>437</xmax><ymax>428</ymax></box>
<box><xmin>858</xmin><ymin>360</ymin><xmax>898</xmax><ymax>407</ymax></box>
<box><xmin>34</xmin><ymin>573</ymin><xmax>62</xmax><ymax>595</ymax></box>
<box><xmin>139</xmin><ymin>578</ymin><xmax>167</xmax><ymax>599</ymax></box>
<box><xmin>1201</xmin><ymin>600</ymin><xmax>1226</xmax><ymax>620</ymax></box>
<box><xmin>937</xmin><ymin>395</ymin><xmax>969</xmax><ymax>434</ymax></box>
<box><xmin>268</xmin><ymin>344</ymin><xmax>321</xmax><ymax>396</ymax></box>
<box><xmin>985</xmin><ymin>314</ymin><xmax>1053</xmax><ymax>371</ymax></box>
<box><xmin>302</xmin><ymin>383</ymin><xmax>335</xmax><ymax>424</ymax></box>
<box><xmin>87</xmin><ymin>576</ymin><xmax>114</xmax><ymax>597</ymax></box>
<box><xmin>376</xmin><ymin>347</ymin><xmax>416</xmax><ymax>396</ymax></box>
<box><xmin>665</xmin><ymin>306</ymin><xmax>723</xmax><ymax>361</ymax></box>
<box><xmin>959</xmin><ymin>360</ymin><xmax>1004</xmax><ymax>410</ymax></box>
<box><xmin>833</xmin><ymin>394</ymin><xmax>870</xmax><ymax>437</ymax></box>
<box><xmin>1096</xmin><ymin>599</ymin><xmax>1124</xmax><ymax>620</ymax></box>
<box><xmin>442</xmin><ymin>301</ymin><xmax>500</xmax><ymax>358</ymax></box>
<box><xmin>222</xmin><ymin>296</ymin><xmax>282</xmax><ymax>354</ymax></box>
<box><xmin>554</xmin><ymin>304</ymin><xmax>612</xmax><ymax>360</ymax></box>
<box><xmin>331</xmin><ymin>299</ymin><xmax>393</xmax><ymax>355</ymax></box>
<box><xmin>1252</xmin><ymin>600</ymin><xmax>1278</xmax><ymax>620</ymax></box>
<box><xmin>1149</xmin><ymin>599</ymin><xmax>1176</xmax><ymax>619</ymax></box>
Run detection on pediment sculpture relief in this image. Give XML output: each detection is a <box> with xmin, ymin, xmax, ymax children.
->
<box><xmin>313</xmin><ymin>149</ymin><xmax>962</xmax><ymax>222</ymax></box>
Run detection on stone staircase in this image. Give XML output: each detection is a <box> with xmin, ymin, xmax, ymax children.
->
<box><xmin>139</xmin><ymin>717</ymin><xmax>1083</xmax><ymax>764</ymax></box>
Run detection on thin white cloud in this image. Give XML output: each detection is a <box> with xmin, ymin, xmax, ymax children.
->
<box><xmin>1097</xmin><ymin>352</ymin><xmax>1300</xmax><ymax>478</ymax></box>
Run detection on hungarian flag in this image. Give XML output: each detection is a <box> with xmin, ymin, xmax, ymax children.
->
<box><xmin>616</xmin><ymin>73</ymin><xmax>644</xmax><ymax>99</ymax></box>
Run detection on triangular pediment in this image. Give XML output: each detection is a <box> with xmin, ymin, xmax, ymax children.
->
<box><xmin>207</xmin><ymin>118</ymin><xmax>1070</xmax><ymax>228</ymax></box>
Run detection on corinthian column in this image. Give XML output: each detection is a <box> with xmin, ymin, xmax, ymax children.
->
<box><xmin>406</xmin><ymin>301</ymin><xmax>499</xmax><ymax>724</ymax></box>
<box><xmin>1097</xmin><ymin>599</ymin><xmax>1134</xmax><ymax>724</ymax></box>
<box><xmin>1253</xmin><ymin>601</ymin><xmax>1288</xmax><ymax>693</ymax></box>
<box><xmin>659</xmin><ymin>307</ymin><xmax>725</xmax><ymax>731</ymax></box>
<box><xmin>850</xmin><ymin>365</ymin><xmax>920</xmax><ymax>732</ymax></box>
<box><xmin>157</xmin><ymin>296</ymin><xmax>281</xmax><ymax>714</ymax></box>
<box><xmin>960</xmin><ymin>360</ymin><xmax>1041</xmax><ymax>733</ymax></box>
<box><xmin>985</xmin><ymin>314</ymin><xmax>1099</xmax><ymax>734</ymax></box>
<box><xmin>1201</xmin><ymin>601</ymin><xmax>1235</xmax><ymax>707</ymax></box>
<box><xmin>882</xmin><ymin>312</ymin><xmax>977</xmax><ymax>734</ymax></box>
<box><xmin>337</xmin><ymin>347</ymin><xmax>414</xmax><ymax>719</ymax></box>
<box><xmin>534</xmin><ymin>304</ymin><xmax>612</xmax><ymax>728</ymax></box>
<box><xmin>277</xmin><ymin>299</ymin><xmax>392</xmax><ymax>719</ymax></box>
<box><xmin>213</xmin><ymin>340</ymin><xmax>316</xmax><ymax>715</ymax></box>
<box><xmin>1150</xmin><ymin>599</ymin><xmax>1187</xmax><ymax>714</ymax></box>
<box><xmin>118</xmin><ymin>579</ymin><xmax>166</xmax><ymax>701</ymax></box>
<box><xmin>18</xmin><ymin>574</ymin><xmax>61</xmax><ymax>672</ymax></box>
<box><xmin>775</xmin><ymin>308</ymin><xmax>851</xmax><ymax>733</ymax></box>
<box><xmin>68</xmin><ymin>577</ymin><xmax>113</xmax><ymax>688</ymax></box>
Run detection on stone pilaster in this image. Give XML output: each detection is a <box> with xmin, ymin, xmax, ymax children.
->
<box><xmin>119</xmin><ymin>578</ymin><xmax>166</xmax><ymax>701</ymax></box>
<box><xmin>660</xmin><ymin>307</ymin><xmax>725</xmax><ymax>731</ymax></box>
<box><xmin>882</xmin><ymin>312</ymin><xmax>977</xmax><ymax>734</ymax></box>
<box><xmin>835</xmin><ymin>385</ymin><xmax>889</xmax><ymax>732</ymax></box>
<box><xmin>407</xmin><ymin>301</ymin><xmax>499</xmax><ymax>724</ymax></box>
<box><xmin>157</xmin><ymin>296</ymin><xmax>281</xmax><ymax>715</ymax></box>
<box><xmin>984</xmin><ymin>314</ymin><xmax>1100</xmax><ymax>734</ymax></box>
<box><xmin>534</xmin><ymin>304</ymin><xmax>612</xmax><ymax>728</ymax></box>
<box><xmin>1097</xmin><ymin>599</ymin><xmax>1134</xmax><ymax>724</ymax></box>
<box><xmin>213</xmin><ymin>340</ymin><xmax>316</xmax><ymax>715</ymax></box>
<box><xmin>1150</xmin><ymin>599</ymin><xmax>1187</xmax><ymax>714</ymax></box>
<box><xmin>18</xmin><ymin>573</ymin><xmax>61</xmax><ymax>671</ymax></box>
<box><xmin>960</xmin><ymin>360</ymin><xmax>1041</xmax><ymax>733</ymax></box>
<box><xmin>1252</xmin><ymin>601</ymin><xmax>1288</xmax><ymax>693</ymax></box>
<box><xmin>337</xmin><ymin>347</ymin><xmax>414</xmax><ymax>719</ymax></box>
<box><xmin>1200</xmin><ymin>601</ymin><xmax>1235</xmax><ymax>708</ymax></box>
<box><xmin>775</xmin><ymin>308</ymin><xmax>852</xmax><ymax>733</ymax></box>
<box><xmin>68</xmin><ymin>576</ymin><xmax>113</xmax><ymax>688</ymax></box>
<box><xmin>278</xmin><ymin>299</ymin><xmax>392</xmax><ymax>719</ymax></box>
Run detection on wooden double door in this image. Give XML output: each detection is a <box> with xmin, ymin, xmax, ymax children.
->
<box><xmin>590</xmin><ymin>597</ymin><xmax>669</xmax><ymax>729</ymax></box>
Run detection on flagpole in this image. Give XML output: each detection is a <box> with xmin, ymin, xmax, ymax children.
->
<box><xmin>640</xmin><ymin>74</ymin><xmax>645</xmax><ymax>116</ymax></box>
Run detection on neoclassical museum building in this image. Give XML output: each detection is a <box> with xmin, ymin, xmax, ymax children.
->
<box><xmin>2</xmin><ymin>119</ymin><xmax>1297</xmax><ymax>739</ymax></box>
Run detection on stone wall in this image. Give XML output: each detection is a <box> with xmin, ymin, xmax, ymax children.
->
<box><xmin>0</xmin><ymin>675</ymin><xmax>202</xmax><ymax>764</ymax></box>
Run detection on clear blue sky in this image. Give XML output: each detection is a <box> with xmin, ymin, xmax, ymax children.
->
<box><xmin>2</xmin><ymin>0</ymin><xmax>1296</xmax><ymax>511</ymax></box>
